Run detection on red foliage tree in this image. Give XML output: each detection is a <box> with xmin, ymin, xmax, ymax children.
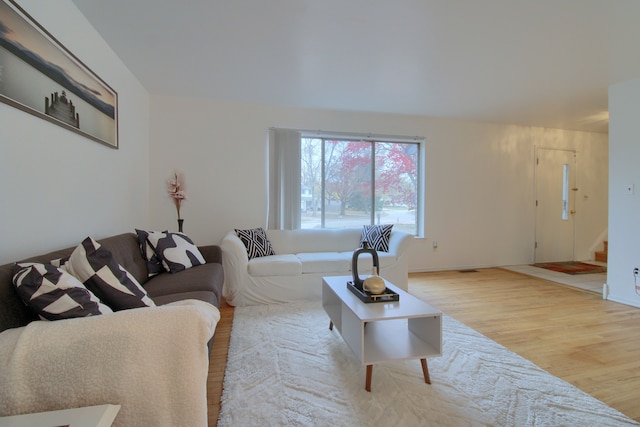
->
<box><xmin>324</xmin><ymin>140</ymin><xmax>418</xmax><ymax>215</ymax></box>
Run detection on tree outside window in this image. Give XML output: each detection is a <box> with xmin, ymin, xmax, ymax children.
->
<box><xmin>301</xmin><ymin>137</ymin><xmax>419</xmax><ymax>234</ymax></box>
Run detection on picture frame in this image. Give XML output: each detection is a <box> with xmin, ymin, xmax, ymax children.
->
<box><xmin>0</xmin><ymin>0</ymin><xmax>118</xmax><ymax>148</ymax></box>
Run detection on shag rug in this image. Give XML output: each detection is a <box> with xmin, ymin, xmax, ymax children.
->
<box><xmin>218</xmin><ymin>301</ymin><xmax>637</xmax><ymax>427</ymax></box>
<box><xmin>531</xmin><ymin>261</ymin><xmax>607</xmax><ymax>275</ymax></box>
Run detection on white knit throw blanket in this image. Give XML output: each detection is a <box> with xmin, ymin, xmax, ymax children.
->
<box><xmin>0</xmin><ymin>299</ymin><xmax>220</xmax><ymax>427</ymax></box>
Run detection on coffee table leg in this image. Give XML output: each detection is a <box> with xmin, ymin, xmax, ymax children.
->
<box><xmin>421</xmin><ymin>358</ymin><xmax>431</xmax><ymax>384</ymax></box>
<box><xmin>329</xmin><ymin>321</ymin><xmax>333</xmax><ymax>331</ymax></box>
<box><xmin>365</xmin><ymin>365</ymin><xmax>373</xmax><ymax>392</ymax></box>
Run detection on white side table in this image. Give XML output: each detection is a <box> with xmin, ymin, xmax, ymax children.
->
<box><xmin>0</xmin><ymin>404</ymin><xmax>120</xmax><ymax>427</ymax></box>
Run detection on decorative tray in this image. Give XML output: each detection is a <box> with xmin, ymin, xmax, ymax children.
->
<box><xmin>347</xmin><ymin>281</ymin><xmax>400</xmax><ymax>303</ymax></box>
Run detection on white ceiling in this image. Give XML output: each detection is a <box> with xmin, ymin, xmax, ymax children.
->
<box><xmin>71</xmin><ymin>0</ymin><xmax>640</xmax><ymax>134</ymax></box>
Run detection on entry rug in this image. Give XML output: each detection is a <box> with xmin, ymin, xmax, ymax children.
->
<box><xmin>219</xmin><ymin>301</ymin><xmax>637</xmax><ymax>427</ymax></box>
<box><xmin>531</xmin><ymin>261</ymin><xmax>607</xmax><ymax>275</ymax></box>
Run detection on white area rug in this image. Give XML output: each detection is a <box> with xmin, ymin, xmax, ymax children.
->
<box><xmin>219</xmin><ymin>301</ymin><xmax>638</xmax><ymax>426</ymax></box>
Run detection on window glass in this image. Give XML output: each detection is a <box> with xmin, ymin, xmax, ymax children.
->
<box><xmin>562</xmin><ymin>164</ymin><xmax>569</xmax><ymax>221</ymax></box>
<box><xmin>301</xmin><ymin>137</ymin><xmax>420</xmax><ymax>234</ymax></box>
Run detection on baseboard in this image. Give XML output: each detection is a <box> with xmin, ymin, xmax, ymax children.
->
<box><xmin>409</xmin><ymin>264</ymin><xmax>499</xmax><ymax>274</ymax></box>
<box><xmin>606</xmin><ymin>293</ymin><xmax>640</xmax><ymax>308</ymax></box>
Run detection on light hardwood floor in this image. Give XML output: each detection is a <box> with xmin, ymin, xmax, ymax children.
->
<box><xmin>207</xmin><ymin>268</ymin><xmax>640</xmax><ymax>425</ymax></box>
<box><xmin>207</xmin><ymin>298</ymin><xmax>233</xmax><ymax>427</ymax></box>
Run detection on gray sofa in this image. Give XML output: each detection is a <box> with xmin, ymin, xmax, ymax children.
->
<box><xmin>0</xmin><ymin>232</ymin><xmax>224</xmax><ymax>340</ymax></box>
<box><xmin>0</xmin><ymin>232</ymin><xmax>224</xmax><ymax>426</ymax></box>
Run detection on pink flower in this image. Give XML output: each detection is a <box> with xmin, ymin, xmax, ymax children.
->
<box><xmin>167</xmin><ymin>171</ymin><xmax>187</xmax><ymax>219</ymax></box>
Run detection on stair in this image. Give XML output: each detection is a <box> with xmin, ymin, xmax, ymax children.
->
<box><xmin>595</xmin><ymin>240</ymin><xmax>608</xmax><ymax>263</ymax></box>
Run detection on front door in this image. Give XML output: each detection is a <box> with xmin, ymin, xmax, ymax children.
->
<box><xmin>535</xmin><ymin>148</ymin><xmax>576</xmax><ymax>263</ymax></box>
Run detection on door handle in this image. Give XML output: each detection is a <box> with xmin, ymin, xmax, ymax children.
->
<box><xmin>570</xmin><ymin>210</ymin><xmax>576</xmax><ymax>214</ymax></box>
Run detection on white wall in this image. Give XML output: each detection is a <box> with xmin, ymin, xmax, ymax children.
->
<box><xmin>149</xmin><ymin>95</ymin><xmax>608</xmax><ymax>272</ymax></box>
<box><xmin>0</xmin><ymin>1</ymin><xmax>150</xmax><ymax>264</ymax></box>
<box><xmin>607</xmin><ymin>77</ymin><xmax>640</xmax><ymax>308</ymax></box>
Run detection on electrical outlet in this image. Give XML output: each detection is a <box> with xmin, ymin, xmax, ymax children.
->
<box><xmin>634</xmin><ymin>268</ymin><xmax>639</xmax><ymax>276</ymax></box>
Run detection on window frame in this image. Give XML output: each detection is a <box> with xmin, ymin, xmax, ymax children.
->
<box><xmin>268</xmin><ymin>128</ymin><xmax>425</xmax><ymax>237</ymax></box>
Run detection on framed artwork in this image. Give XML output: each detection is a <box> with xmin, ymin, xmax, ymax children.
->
<box><xmin>0</xmin><ymin>0</ymin><xmax>118</xmax><ymax>148</ymax></box>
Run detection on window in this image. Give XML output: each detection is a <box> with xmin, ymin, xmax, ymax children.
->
<box><xmin>562</xmin><ymin>163</ymin><xmax>569</xmax><ymax>221</ymax></box>
<box><xmin>268</xmin><ymin>129</ymin><xmax>423</xmax><ymax>236</ymax></box>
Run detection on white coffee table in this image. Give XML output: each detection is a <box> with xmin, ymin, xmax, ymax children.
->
<box><xmin>322</xmin><ymin>275</ymin><xmax>442</xmax><ymax>392</ymax></box>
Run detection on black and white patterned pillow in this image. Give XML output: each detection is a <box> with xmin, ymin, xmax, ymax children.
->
<box><xmin>145</xmin><ymin>231</ymin><xmax>205</xmax><ymax>274</ymax></box>
<box><xmin>63</xmin><ymin>237</ymin><xmax>156</xmax><ymax>310</ymax></box>
<box><xmin>361</xmin><ymin>224</ymin><xmax>393</xmax><ymax>252</ymax></box>
<box><xmin>12</xmin><ymin>262</ymin><xmax>112</xmax><ymax>321</ymax></box>
<box><xmin>135</xmin><ymin>229</ymin><xmax>166</xmax><ymax>277</ymax></box>
<box><xmin>50</xmin><ymin>257</ymin><xmax>69</xmax><ymax>268</ymax></box>
<box><xmin>235</xmin><ymin>227</ymin><xmax>275</xmax><ymax>259</ymax></box>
